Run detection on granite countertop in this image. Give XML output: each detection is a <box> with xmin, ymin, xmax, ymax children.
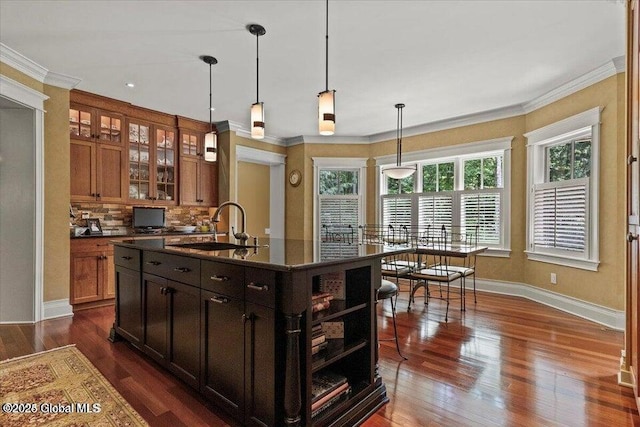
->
<box><xmin>114</xmin><ymin>236</ymin><xmax>411</xmax><ymax>270</ymax></box>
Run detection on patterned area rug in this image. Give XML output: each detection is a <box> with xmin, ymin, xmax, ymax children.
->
<box><xmin>0</xmin><ymin>345</ymin><xmax>148</xmax><ymax>426</ymax></box>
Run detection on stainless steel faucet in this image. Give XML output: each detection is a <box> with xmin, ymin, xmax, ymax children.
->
<box><xmin>211</xmin><ymin>201</ymin><xmax>250</xmax><ymax>245</ymax></box>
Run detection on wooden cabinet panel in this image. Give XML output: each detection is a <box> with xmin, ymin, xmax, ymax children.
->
<box><xmin>70</xmin><ymin>141</ymin><xmax>96</xmax><ymax>201</ymax></box>
<box><xmin>180</xmin><ymin>157</ymin><xmax>199</xmax><ymax>206</ymax></box>
<box><xmin>143</xmin><ymin>274</ymin><xmax>169</xmax><ymax>363</ymax></box>
<box><xmin>97</xmin><ymin>144</ymin><xmax>126</xmax><ymax>202</ymax></box>
<box><xmin>115</xmin><ymin>264</ymin><xmax>142</xmax><ymax>344</ymax></box>
<box><xmin>201</xmin><ymin>289</ymin><xmax>245</xmax><ymax>419</ymax></box>
<box><xmin>70</xmin><ymin>251</ymin><xmax>102</xmax><ymax>304</ymax></box>
<box><xmin>104</xmin><ymin>252</ymin><xmax>116</xmax><ymax>299</ymax></box>
<box><xmin>168</xmin><ymin>280</ymin><xmax>200</xmax><ymax>388</ymax></box>
<box><xmin>201</xmin><ymin>161</ymin><xmax>218</xmax><ymax>206</ymax></box>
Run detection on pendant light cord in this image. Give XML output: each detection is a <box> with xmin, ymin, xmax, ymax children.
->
<box><xmin>256</xmin><ymin>32</ymin><xmax>260</xmax><ymax>103</ymax></box>
<box><xmin>209</xmin><ymin>63</ymin><xmax>213</xmax><ymax>133</ymax></box>
<box><xmin>396</xmin><ymin>105</ymin><xmax>403</xmax><ymax>167</ymax></box>
<box><xmin>325</xmin><ymin>0</ymin><xmax>329</xmax><ymax>91</ymax></box>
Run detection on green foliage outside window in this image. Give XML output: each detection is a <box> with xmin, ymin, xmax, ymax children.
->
<box><xmin>319</xmin><ymin>170</ymin><xmax>359</xmax><ymax>195</ymax></box>
<box><xmin>547</xmin><ymin>139</ymin><xmax>591</xmax><ymax>182</ymax></box>
<box><xmin>387</xmin><ymin>175</ymin><xmax>414</xmax><ymax>194</ymax></box>
<box><xmin>422</xmin><ymin>162</ymin><xmax>453</xmax><ymax>192</ymax></box>
<box><xmin>464</xmin><ymin>156</ymin><xmax>502</xmax><ymax>189</ymax></box>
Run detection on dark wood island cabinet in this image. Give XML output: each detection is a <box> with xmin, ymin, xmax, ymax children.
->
<box><xmin>111</xmin><ymin>237</ymin><xmax>408</xmax><ymax>426</ymax></box>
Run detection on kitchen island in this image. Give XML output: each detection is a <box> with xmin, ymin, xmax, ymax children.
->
<box><xmin>111</xmin><ymin>236</ymin><xmax>409</xmax><ymax>427</ymax></box>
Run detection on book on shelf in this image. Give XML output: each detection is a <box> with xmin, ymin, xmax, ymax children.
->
<box><xmin>312</xmin><ymin>299</ymin><xmax>331</xmax><ymax>313</ymax></box>
<box><xmin>311</xmin><ymin>341</ymin><xmax>328</xmax><ymax>355</ymax></box>
<box><xmin>311</xmin><ymin>383</ymin><xmax>350</xmax><ymax>416</ymax></box>
<box><xmin>312</xmin><ymin>292</ymin><xmax>334</xmax><ymax>303</ymax></box>
<box><xmin>311</xmin><ymin>371</ymin><xmax>348</xmax><ymax>403</ymax></box>
<box><xmin>311</xmin><ymin>385</ymin><xmax>351</xmax><ymax>419</ymax></box>
<box><xmin>312</xmin><ymin>324</ymin><xmax>323</xmax><ymax>337</ymax></box>
<box><xmin>320</xmin><ymin>271</ymin><xmax>345</xmax><ymax>300</ymax></box>
<box><xmin>311</xmin><ymin>333</ymin><xmax>326</xmax><ymax>348</ymax></box>
<box><xmin>321</xmin><ymin>321</ymin><xmax>344</xmax><ymax>339</ymax></box>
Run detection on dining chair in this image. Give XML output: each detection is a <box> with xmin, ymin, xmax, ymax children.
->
<box><xmin>444</xmin><ymin>225</ymin><xmax>478</xmax><ymax>304</ymax></box>
<box><xmin>377</xmin><ymin>279</ymin><xmax>407</xmax><ymax>359</ymax></box>
<box><xmin>407</xmin><ymin>229</ymin><xmax>464</xmax><ymax>322</ymax></box>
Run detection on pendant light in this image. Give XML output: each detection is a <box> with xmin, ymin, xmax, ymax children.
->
<box><xmin>201</xmin><ymin>55</ymin><xmax>218</xmax><ymax>162</ymax></box>
<box><xmin>318</xmin><ymin>0</ymin><xmax>336</xmax><ymax>136</ymax></box>
<box><xmin>383</xmin><ymin>103</ymin><xmax>416</xmax><ymax>179</ymax></box>
<box><xmin>248</xmin><ymin>24</ymin><xmax>266</xmax><ymax>139</ymax></box>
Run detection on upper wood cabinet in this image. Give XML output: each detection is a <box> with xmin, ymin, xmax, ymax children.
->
<box><xmin>178</xmin><ymin>117</ymin><xmax>218</xmax><ymax>207</ymax></box>
<box><xmin>70</xmin><ymin>102</ymin><xmax>127</xmax><ymax>202</ymax></box>
<box><xmin>127</xmin><ymin>119</ymin><xmax>177</xmax><ymax>205</ymax></box>
<box><xmin>70</xmin><ymin>90</ymin><xmax>217</xmax><ymax>207</ymax></box>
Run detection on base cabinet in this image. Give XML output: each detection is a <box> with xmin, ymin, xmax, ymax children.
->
<box><xmin>142</xmin><ymin>273</ymin><xmax>201</xmax><ymax>388</ymax></box>
<box><xmin>71</xmin><ymin>238</ymin><xmax>116</xmax><ymax>307</ymax></box>
<box><xmin>112</xmin><ymin>245</ymin><xmax>388</xmax><ymax>427</ymax></box>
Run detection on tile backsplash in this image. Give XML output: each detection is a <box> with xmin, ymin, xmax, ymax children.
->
<box><xmin>70</xmin><ymin>203</ymin><xmax>212</xmax><ymax>233</ymax></box>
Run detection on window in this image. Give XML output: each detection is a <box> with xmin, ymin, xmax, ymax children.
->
<box><xmin>379</xmin><ymin>137</ymin><xmax>512</xmax><ymax>255</ymax></box>
<box><xmin>525</xmin><ymin>107</ymin><xmax>600</xmax><ymax>271</ymax></box>
<box><xmin>314</xmin><ymin>158</ymin><xmax>367</xmax><ymax>261</ymax></box>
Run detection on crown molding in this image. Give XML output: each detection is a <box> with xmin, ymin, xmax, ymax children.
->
<box><xmin>285</xmin><ymin>135</ymin><xmax>371</xmax><ymax>146</ymax></box>
<box><xmin>44</xmin><ymin>71</ymin><xmax>81</xmax><ymax>90</ymax></box>
<box><xmin>522</xmin><ymin>56</ymin><xmax>624</xmax><ymax>113</ymax></box>
<box><xmin>0</xmin><ymin>43</ymin><xmax>48</xmax><ymax>83</ymax></box>
<box><xmin>0</xmin><ymin>75</ymin><xmax>49</xmax><ymax>110</ymax></box>
<box><xmin>1</xmin><ymin>43</ymin><xmax>81</xmax><ymax>90</ymax></box>
<box><xmin>216</xmin><ymin>120</ymin><xmax>286</xmax><ymax>146</ymax></box>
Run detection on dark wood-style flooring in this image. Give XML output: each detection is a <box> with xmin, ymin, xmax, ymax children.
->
<box><xmin>1</xmin><ymin>284</ymin><xmax>638</xmax><ymax>426</ymax></box>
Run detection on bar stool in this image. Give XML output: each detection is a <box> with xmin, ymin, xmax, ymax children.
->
<box><xmin>377</xmin><ymin>279</ymin><xmax>407</xmax><ymax>360</ymax></box>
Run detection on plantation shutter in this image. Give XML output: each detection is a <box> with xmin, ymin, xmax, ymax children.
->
<box><xmin>319</xmin><ymin>196</ymin><xmax>360</xmax><ymax>260</ymax></box>
<box><xmin>382</xmin><ymin>195</ymin><xmax>412</xmax><ymax>228</ymax></box>
<box><xmin>418</xmin><ymin>194</ymin><xmax>453</xmax><ymax>231</ymax></box>
<box><xmin>461</xmin><ymin>191</ymin><xmax>501</xmax><ymax>244</ymax></box>
<box><xmin>533</xmin><ymin>179</ymin><xmax>588</xmax><ymax>252</ymax></box>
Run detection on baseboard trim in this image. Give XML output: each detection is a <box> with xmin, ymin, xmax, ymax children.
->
<box><xmin>474</xmin><ymin>279</ymin><xmax>624</xmax><ymax>331</ymax></box>
<box><xmin>43</xmin><ymin>299</ymin><xmax>74</xmax><ymax>320</ymax></box>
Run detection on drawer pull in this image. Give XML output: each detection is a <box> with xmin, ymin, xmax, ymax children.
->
<box><xmin>210</xmin><ymin>296</ymin><xmax>229</xmax><ymax>304</ymax></box>
<box><xmin>121</xmin><ymin>256</ymin><xmax>132</xmax><ymax>260</ymax></box>
<box><xmin>146</xmin><ymin>261</ymin><xmax>161</xmax><ymax>266</ymax></box>
<box><xmin>173</xmin><ymin>267</ymin><xmax>191</xmax><ymax>273</ymax></box>
<box><xmin>210</xmin><ymin>275</ymin><xmax>230</xmax><ymax>282</ymax></box>
<box><xmin>247</xmin><ymin>283</ymin><xmax>269</xmax><ymax>292</ymax></box>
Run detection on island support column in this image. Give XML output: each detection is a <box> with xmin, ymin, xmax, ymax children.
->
<box><xmin>284</xmin><ymin>313</ymin><xmax>302</xmax><ymax>426</ymax></box>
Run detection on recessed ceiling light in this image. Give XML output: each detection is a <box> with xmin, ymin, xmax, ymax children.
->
<box><xmin>125</xmin><ymin>82</ymin><xmax>135</xmax><ymax>88</ymax></box>
<box><xmin>210</xmin><ymin>107</ymin><xmax>215</xmax><ymax>111</ymax></box>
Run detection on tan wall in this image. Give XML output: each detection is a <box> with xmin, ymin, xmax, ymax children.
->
<box><xmin>237</xmin><ymin>161</ymin><xmax>270</xmax><ymax>238</ymax></box>
<box><xmin>43</xmin><ymin>85</ymin><xmax>71</xmax><ymax>301</ymax></box>
<box><xmin>523</xmin><ymin>75</ymin><xmax>625</xmax><ymax>310</ymax></box>
<box><xmin>0</xmin><ymin>63</ymin><xmax>71</xmax><ymax>303</ymax></box>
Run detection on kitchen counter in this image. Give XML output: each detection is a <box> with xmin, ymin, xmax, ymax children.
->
<box><xmin>70</xmin><ymin>230</ymin><xmax>219</xmax><ymax>239</ymax></box>
<box><xmin>111</xmin><ymin>236</ymin><xmax>407</xmax><ymax>426</ymax></box>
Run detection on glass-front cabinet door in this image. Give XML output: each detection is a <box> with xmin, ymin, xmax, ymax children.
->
<box><xmin>128</xmin><ymin>121</ymin><xmax>151</xmax><ymax>201</ymax></box>
<box><xmin>181</xmin><ymin>132</ymin><xmax>200</xmax><ymax>158</ymax></box>
<box><xmin>156</xmin><ymin>127</ymin><xmax>176</xmax><ymax>202</ymax></box>
<box><xmin>99</xmin><ymin>112</ymin><xmax>123</xmax><ymax>144</ymax></box>
<box><xmin>69</xmin><ymin>104</ymin><xmax>94</xmax><ymax>142</ymax></box>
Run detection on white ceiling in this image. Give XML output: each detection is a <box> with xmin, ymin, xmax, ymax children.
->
<box><xmin>0</xmin><ymin>0</ymin><xmax>626</xmax><ymax>142</ymax></box>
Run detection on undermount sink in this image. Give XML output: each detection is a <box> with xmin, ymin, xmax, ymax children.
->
<box><xmin>168</xmin><ymin>242</ymin><xmax>258</xmax><ymax>251</ymax></box>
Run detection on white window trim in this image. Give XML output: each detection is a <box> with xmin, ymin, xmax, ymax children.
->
<box><xmin>312</xmin><ymin>157</ymin><xmax>367</xmax><ymax>261</ymax></box>
<box><xmin>376</xmin><ymin>137</ymin><xmax>513</xmax><ymax>257</ymax></box>
<box><xmin>524</xmin><ymin>107</ymin><xmax>601</xmax><ymax>271</ymax></box>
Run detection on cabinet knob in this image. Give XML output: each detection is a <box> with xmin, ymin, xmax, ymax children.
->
<box><xmin>247</xmin><ymin>282</ymin><xmax>269</xmax><ymax>292</ymax></box>
<box><xmin>146</xmin><ymin>261</ymin><xmax>161</xmax><ymax>266</ymax></box>
<box><xmin>121</xmin><ymin>256</ymin><xmax>132</xmax><ymax>260</ymax></box>
<box><xmin>628</xmin><ymin>232</ymin><xmax>639</xmax><ymax>242</ymax></box>
<box><xmin>628</xmin><ymin>155</ymin><xmax>638</xmax><ymax>165</ymax></box>
<box><xmin>209</xmin><ymin>296</ymin><xmax>229</xmax><ymax>304</ymax></box>
<box><xmin>210</xmin><ymin>275</ymin><xmax>230</xmax><ymax>282</ymax></box>
<box><xmin>96</xmin><ymin>193</ymin><xmax>101</xmax><ymax>198</ymax></box>
<box><xmin>173</xmin><ymin>267</ymin><xmax>191</xmax><ymax>273</ymax></box>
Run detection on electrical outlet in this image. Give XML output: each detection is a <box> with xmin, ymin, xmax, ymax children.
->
<box><xmin>264</xmin><ymin>228</ymin><xmax>270</xmax><ymax>235</ymax></box>
<box><xmin>550</xmin><ymin>273</ymin><xmax>557</xmax><ymax>284</ymax></box>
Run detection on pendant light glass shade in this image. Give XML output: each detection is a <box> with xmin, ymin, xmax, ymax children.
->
<box><xmin>318</xmin><ymin>0</ymin><xmax>336</xmax><ymax>135</ymax></box>
<box><xmin>383</xmin><ymin>103</ymin><xmax>416</xmax><ymax>179</ymax></box>
<box><xmin>251</xmin><ymin>102</ymin><xmax>265</xmax><ymax>139</ymax></box>
<box><xmin>204</xmin><ymin>132</ymin><xmax>217</xmax><ymax>162</ymax></box>
<box><xmin>249</xmin><ymin>24</ymin><xmax>266</xmax><ymax>140</ymax></box>
<box><xmin>201</xmin><ymin>55</ymin><xmax>218</xmax><ymax>162</ymax></box>
<box><xmin>318</xmin><ymin>90</ymin><xmax>335</xmax><ymax>136</ymax></box>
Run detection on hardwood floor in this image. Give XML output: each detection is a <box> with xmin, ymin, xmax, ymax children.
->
<box><xmin>1</xmin><ymin>285</ymin><xmax>638</xmax><ymax>426</ymax></box>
